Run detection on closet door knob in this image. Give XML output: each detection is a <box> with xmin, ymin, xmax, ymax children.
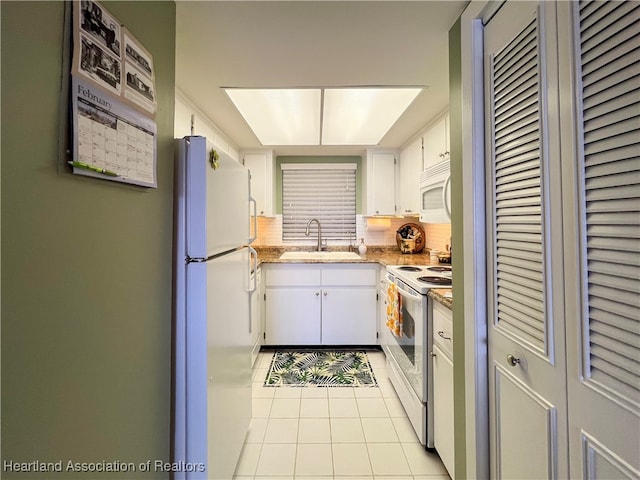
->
<box><xmin>507</xmin><ymin>354</ymin><xmax>520</xmax><ymax>367</ymax></box>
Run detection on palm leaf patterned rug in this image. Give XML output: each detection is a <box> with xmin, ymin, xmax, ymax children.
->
<box><xmin>264</xmin><ymin>351</ymin><xmax>377</xmax><ymax>387</ymax></box>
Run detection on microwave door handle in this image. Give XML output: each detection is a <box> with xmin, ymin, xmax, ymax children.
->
<box><xmin>442</xmin><ymin>174</ymin><xmax>452</xmax><ymax>221</ymax></box>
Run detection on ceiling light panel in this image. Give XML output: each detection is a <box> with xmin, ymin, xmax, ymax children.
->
<box><xmin>225</xmin><ymin>88</ymin><xmax>321</xmax><ymax>145</ymax></box>
<box><xmin>322</xmin><ymin>88</ymin><xmax>422</xmax><ymax>145</ymax></box>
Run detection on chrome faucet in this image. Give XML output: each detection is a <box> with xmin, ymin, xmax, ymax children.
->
<box><xmin>305</xmin><ymin>218</ymin><xmax>323</xmax><ymax>251</ymax></box>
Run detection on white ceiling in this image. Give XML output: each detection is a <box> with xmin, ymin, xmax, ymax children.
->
<box><xmin>175</xmin><ymin>1</ymin><xmax>468</xmax><ymax>156</ymax></box>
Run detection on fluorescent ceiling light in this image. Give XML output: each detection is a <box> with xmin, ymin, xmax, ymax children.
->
<box><xmin>322</xmin><ymin>88</ymin><xmax>421</xmax><ymax>145</ymax></box>
<box><xmin>224</xmin><ymin>86</ymin><xmax>422</xmax><ymax>146</ymax></box>
<box><xmin>225</xmin><ymin>88</ymin><xmax>321</xmax><ymax>145</ymax></box>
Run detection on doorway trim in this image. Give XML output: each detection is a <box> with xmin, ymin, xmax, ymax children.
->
<box><xmin>460</xmin><ymin>1</ymin><xmax>504</xmax><ymax>478</ymax></box>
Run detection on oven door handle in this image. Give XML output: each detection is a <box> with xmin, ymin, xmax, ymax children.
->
<box><xmin>395</xmin><ymin>282</ymin><xmax>422</xmax><ymax>299</ymax></box>
<box><xmin>386</xmin><ymin>272</ymin><xmax>422</xmax><ymax>299</ymax></box>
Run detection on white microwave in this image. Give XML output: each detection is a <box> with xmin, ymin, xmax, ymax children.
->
<box><xmin>419</xmin><ymin>158</ymin><xmax>451</xmax><ymax>223</ymax></box>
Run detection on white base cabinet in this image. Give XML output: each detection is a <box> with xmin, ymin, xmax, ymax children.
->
<box><xmin>432</xmin><ymin>300</ymin><xmax>454</xmax><ymax>478</ymax></box>
<box><xmin>265</xmin><ymin>287</ymin><xmax>321</xmax><ymax>345</ymax></box>
<box><xmin>377</xmin><ymin>265</ymin><xmax>389</xmax><ymax>346</ymax></box>
<box><xmin>264</xmin><ymin>264</ymin><xmax>377</xmax><ymax>345</ymax></box>
<box><xmin>322</xmin><ymin>288</ymin><xmax>377</xmax><ymax>345</ymax></box>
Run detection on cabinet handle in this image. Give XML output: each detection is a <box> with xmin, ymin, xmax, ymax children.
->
<box><xmin>315</xmin><ymin>292</ymin><xmax>320</xmax><ymax>296</ymax></box>
<box><xmin>323</xmin><ymin>292</ymin><xmax>328</xmax><ymax>296</ymax></box>
<box><xmin>430</xmin><ymin>351</ymin><xmax>436</xmax><ymax>357</ymax></box>
<box><xmin>437</xmin><ymin>330</ymin><xmax>451</xmax><ymax>341</ymax></box>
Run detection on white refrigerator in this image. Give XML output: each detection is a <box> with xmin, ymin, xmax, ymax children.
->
<box><xmin>173</xmin><ymin>136</ymin><xmax>257</xmax><ymax>480</ymax></box>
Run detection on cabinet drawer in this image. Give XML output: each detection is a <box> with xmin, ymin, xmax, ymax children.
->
<box><xmin>321</xmin><ymin>266</ymin><xmax>377</xmax><ymax>286</ymax></box>
<box><xmin>432</xmin><ymin>300</ymin><xmax>453</xmax><ymax>358</ymax></box>
<box><xmin>266</xmin><ymin>265</ymin><xmax>321</xmax><ymax>286</ymax></box>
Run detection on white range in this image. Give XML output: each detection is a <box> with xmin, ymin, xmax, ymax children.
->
<box><xmin>382</xmin><ymin>264</ymin><xmax>452</xmax><ymax>448</ymax></box>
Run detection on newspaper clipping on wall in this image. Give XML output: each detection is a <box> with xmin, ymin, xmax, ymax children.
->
<box><xmin>70</xmin><ymin>0</ymin><xmax>157</xmax><ymax>187</ymax></box>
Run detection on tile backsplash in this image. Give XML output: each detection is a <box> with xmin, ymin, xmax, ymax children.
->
<box><xmin>254</xmin><ymin>215</ymin><xmax>451</xmax><ymax>252</ymax></box>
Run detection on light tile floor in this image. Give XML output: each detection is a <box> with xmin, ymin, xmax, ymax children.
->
<box><xmin>234</xmin><ymin>350</ymin><xmax>451</xmax><ymax>480</ymax></box>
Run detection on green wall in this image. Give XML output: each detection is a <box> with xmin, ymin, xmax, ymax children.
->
<box><xmin>1</xmin><ymin>2</ymin><xmax>176</xmax><ymax>477</ymax></box>
<box><xmin>449</xmin><ymin>17</ymin><xmax>466</xmax><ymax>480</ymax></box>
<box><xmin>275</xmin><ymin>156</ymin><xmax>363</xmax><ymax>214</ymax></box>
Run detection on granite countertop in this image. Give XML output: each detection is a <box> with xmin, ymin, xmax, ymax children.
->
<box><xmin>428</xmin><ymin>289</ymin><xmax>453</xmax><ymax>310</ymax></box>
<box><xmin>255</xmin><ymin>246</ymin><xmax>453</xmax><ymax>309</ymax></box>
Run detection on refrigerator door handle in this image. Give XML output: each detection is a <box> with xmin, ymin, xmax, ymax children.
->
<box><xmin>248</xmin><ymin>246</ymin><xmax>258</xmax><ymax>294</ymax></box>
<box><xmin>249</xmin><ymin>195</ymin><xmax>257</xmax><ymax>244</ymax></box>
<box><xmin>248</xmin><ymin>246</ymin><xmax>258</xmax><ymax>334</ymax></box>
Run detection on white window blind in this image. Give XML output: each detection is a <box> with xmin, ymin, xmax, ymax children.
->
<box><xmin>490</xmin><ymin>15</ymin><xmax>548</xmax><ymax>354</ymax></box>
<box><xmin>578</xmin><ymin>0</ymin><xmax>640</xmax><ymax>403</ymax></box>
<box><xmin>281</xmin><ymin>163</ymin><xmax>356</xmax><ymax>242</ymax></box>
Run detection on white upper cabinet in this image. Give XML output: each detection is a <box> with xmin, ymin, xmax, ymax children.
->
<box><xmin>363</xmin><ymin>149</ymin><xmax>398</xmax><ymax>216</ymax></box>
<box><xmin>398</xmin><ymin>137</ymin><xmax>423</xmax><ymax>215</ymax></box>
<box><xmin>422</xmin><ymin>112</ymin><xmax>449</xmax><ymax>169</ymax></box>
<box><xmin>242</xmin><ymin>150</ymin><xmax>274</xmax><ymax>216</ymax></box>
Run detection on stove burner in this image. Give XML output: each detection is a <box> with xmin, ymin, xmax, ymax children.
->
<box><xmin>426</xmin><ymin>266</ymin><xmax>452</xmax><ymax>273</ymax></box>
<box><xmin>397</xmin><ymin>266</ymin><xmax>423</xmax><ymax>272</ymax></box>
<box><xmin>417</xmin><ymin>276</ymin><xmax>452</xmax><ymax>286</ymax></box>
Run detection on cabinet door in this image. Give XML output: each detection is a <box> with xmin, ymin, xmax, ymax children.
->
<box><xmin>265</xmin><ymin>287</ymin><xmax>321</xmax><ymax>345</ymax></box>
<box><xmin>377</xmin><ymin>286</ymin><xmax>387</xmax><ymax>346</ymax></box>
<box><xmin>399</xmin><ymin>138</ymin><xmax>422</xmax><ymax>215</ymax></box>
<box><xmin>433</xmin><ymin>344</ymin><xmax>454</xmax><ymax>478</ymax></box>
<box><xmin>321</xmin><ymin>288</ymin><xmax>377</xmax><ymax>345</ymax></box>
<box><xmin>243</xmin><ymin>153</ymin><xmax>273</xmax><ymax>216</ymax></box>
<box><xmin>422</xmin><ymin>115</ymin><xmax>448</xmax><ymax>169</ymax></box>
<box><xmin>368</xmin><ymin>152</ymin><xmax>396</xmax><ymax>215</ymax></box>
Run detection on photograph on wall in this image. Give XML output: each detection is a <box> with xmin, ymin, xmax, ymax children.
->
<box><xmin>78</xmin><ymin>33</ymin><xmax>122</xmax><ymax>95</ymax></box>
<box><xmin>122</xmin><ymin>29</ymin><xmax>157</xmax><ymax>115</ymax></box>
<box><xmin>79</xmin><ymin>0</ymin><xmax>121</xmax><ymax>57</ymax></box>
<box><xmin>71</xmin><ymin>76</ymin><xmax>157</xmax><ymax>188</ymax></box>
<box><xmin>72</xmin><ymin>0</ymin><xmax>123</xmax><ymax>96</ymax></box>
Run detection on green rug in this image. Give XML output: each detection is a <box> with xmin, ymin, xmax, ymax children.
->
<box><xmin>264</xmin><ymin>351</ymin><xmax>378</xmax><ymax>387</ymax></box>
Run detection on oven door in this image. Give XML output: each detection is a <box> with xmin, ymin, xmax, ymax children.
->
<box><xmin>383</xmin><ymin>276</ymin><xmax>427</xmax><ymax>402</ymax></box>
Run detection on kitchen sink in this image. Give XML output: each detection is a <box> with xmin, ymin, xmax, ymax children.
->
<box><xmin>279</xmin><ymin>251</ymin><xmax>361</xmax><ymax>260</ymax></box>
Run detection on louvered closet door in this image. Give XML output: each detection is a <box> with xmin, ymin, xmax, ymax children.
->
<box><xmin>484</xmin><ymin>2</ymin><xmax>569</xmax><ymax>478</ymax></box>
<box><xmin>560</xmin><ymin>1</ymin><xmax>640</xmax><ymax>477</ymax></box>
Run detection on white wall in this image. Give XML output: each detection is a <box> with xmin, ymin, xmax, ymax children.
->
<box><xmin>174</xmin><ymin>89</ymin><xmax>240</xmax><ymax>161</ymax></box>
